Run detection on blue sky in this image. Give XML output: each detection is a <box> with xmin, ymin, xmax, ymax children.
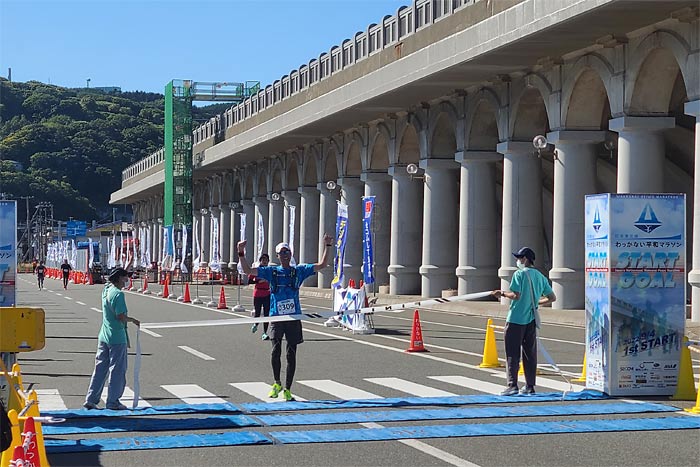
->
<box><xmin>0</xmin><ymin>0</ymin><xmax>408</xmax><ymax>93</ymax></box>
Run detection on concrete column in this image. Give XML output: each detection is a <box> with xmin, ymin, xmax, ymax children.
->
<box><xmin>219</xmin><ymin>204</ymin><xmax>231</xmax><ymax>264</ymax></box>
<box><xmin>388</xmin><ymin>165</ymin><xmax>423</xmax><ymax>295</ymax></box>
<box><xmin>419</xmin><ymin>159</ymin><xmax>460</xmax><ymax>297</ymax></box>
<box><xmin>361</xmin><ymin>172</ymin><xmax>392</xmax><ymax>288</ymax></box>
<box><xmin>241</xmin><ymin>200</ymin><xmax>256</xmax><ymax>259</ymax></box>
<box><xmin>298</xmin><ymin>187</ymin><xmax>320</xmax><ymax>286</ymax></box>
<box><xmin>455</xmin><ymin>151</ymin><xmax>501</xmax><ymax>295</ymax></box>
<box><xmin>228</xmin><ymin>202</ymin><xmax>239</xmax><ymax>269</ymax></box>
<box><xmin>339</xmin><ymin>177</ymin><xmax>364</xmax><ymax>286</ymax></box>
<box><xmin>317</xmin><ymin>183</ymin><xmax>338</xmax><ymax>288</ymax></box>
<box><xmin>267</xmin><ymin>195</ymin><xmax>284</xmax><ymax>260</ymax></box>
<box><xmin>609</xmin><ymin>116</ymin><xmax>675</xmax><ymax>193</ymax></box>
<box><xmin>252</xmin><ymin>197</ymin><xmax>269</xmax><ymax>262</ymax></box>
<box><xmin>282</xmin><ymin>191</ymin><xmax>301</xmax><ymax>258</ymax></box>
<box><xmin>200</xmin><ymin>208</ymin><xmax>211</xmax><ymax>263</ymax></box>
<box><xmin>686</xmin><ymin>100</ymin><xmax>700</xmax><ymax>322</ymax></box>
<box><xmin>497</xmin><ymin>141</ymin><xmax>544</xmax><ymax>294</ymax></box>
<box><xmin>547</xmin><ymin>130</ymin><xmax>605</xmax><ymax>309</ymax></box>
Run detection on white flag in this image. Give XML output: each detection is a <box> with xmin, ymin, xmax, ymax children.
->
<box><xmin>210</xmin><ymin>216</ymin><xmax>221</xmax><ymax>273</ymax></box>
<box><xmin>288</xmin><ymin>204</ymin><xmax>297</xmax><ymax>266</ymax></box>
<box><xmin>71</xmin><ymin>239</ymin><xmax>77</xmax><ymax>267</ymax></box>
<box><xmin>256</xmin><ymin>211</ymin><xmax>265</xmax><ymax>261</ymax></box>
<box><xmin>120</xmin><ymin>232</ymin><xmax>124</xmax><ymax>267</ymax></box>
<box><xmin>144</xmin><ymin>227</ymin><xmax>151</xmax><ymax>267</ymax></box>
<box><xmin>237</xmin><ymin>213</ymin><xmax>246</xmax><ymax>274</ymax></box>
<box><xmin>192</xmin><ymin>217</ymin><xmax>201</xmax><ymax>272</ymax></box>
<box><xmin>180</xmin><ymin>224</ymin><xmax>188</xmax><ymax>274</ymax></box>
<box><xmin>88</xmin><ymin>237</ymin><xmax>94</xmax><ymax>269</ymax></box>
<box><xmin>170</xmin><ymin>226</ymin><xmax>177</xmax><ymax>272</ymax></box>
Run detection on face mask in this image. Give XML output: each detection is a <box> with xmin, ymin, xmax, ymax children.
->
<box><xmin>516</xmin><ymin>260</ymin><xmax>525</xmax><ymax>270</ymax></box>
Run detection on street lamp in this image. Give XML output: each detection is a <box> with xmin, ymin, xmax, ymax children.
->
<box><xmin>326</xmin><ymin>180</ymin><xmax>337</xmax><ymax>190</ymax></box>
<box><xmin>406</xmin><ymin>163</ymin><xmax>424</xmax><ymax>181</ymax></box>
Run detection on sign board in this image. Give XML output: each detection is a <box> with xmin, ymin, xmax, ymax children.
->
<box><xmin>66</xmin><ymin>220</ymin><xmax>87</xmax><ymax>237</ymax></box>
<box><xmin>0</xmin><ymin>200</ymin><xmax>17</xmax><ymax>306</ymax></box>
<box><xmin>585</xmin><ymin>194</ymin><xmax>685</xmax><ymax>396</ymax></box>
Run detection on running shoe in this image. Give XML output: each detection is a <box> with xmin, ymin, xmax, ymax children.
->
<box><xmin>500</xmin><ymin>386</ymin><xmax>519</xmax><ymax>396</ymax></box>
<box><xmin>83</xmin><ymin>401</ymin><xmax>99</xmax><ymax>410</ymax></box>
<box><xmin>283</xmin><ymin>389</ymin><xmax>295</xmax><ymax>402</ymax></box>
<box><xmin>261</xmin><ymin>333</ymin><xmax>269</xmax><ymax>341</ymax></box>
<box><xmin>106</xmin><ymin>402</ymin><xmax>128</xmax><ymax>410</ymax></box>
<box><xmin>519</xmin><ymin>385</ymin><xmax>536</xmax><ymax>395</ymax></box>
<box><xmin>268</xmin><ymin>383</ymin><xmax>282</xmax><ymax>398</ymax></box>
<box><xmin>251</xmin><ymin>323</ymin><xmax>258</xmax><ymax>333</ymax></box>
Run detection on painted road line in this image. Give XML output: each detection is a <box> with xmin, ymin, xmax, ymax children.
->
<box><xmin>64</xmin><ymin>296</ymin><xmax>73</xmax><ymax>300</ymax></box>
<box><xmin>102</xmin><ymin>386</ymin><xmax>152</xmax><ymax>408</ymax></box>
<box><xmin>139</xmin><ymin>327</ymin><xmax>162</xmax><ymax>338</ymax></box>
<box><xmin>76</xmin><ymin>301</ymin><xmax>86</xmax><ymax>306</ymax></box>
<box><xmin>35</xmin><ymin>389</ymin><xmax>67</xmax><ymax>411</ymax></box>
<box><xmin>90</xmin><ymin>307</ymin><xmax>101</xmax><ymax>313</ymax></box>
<box><xmin>365</xmin><ymin>377</ymin><xmax>456</xmax><ymax>397</ymax></box>
<box><xmin>297</xmin><ymin>380</ymin><xmax>381</xmax><ymax>400</ymax></box>
<box><xmin>161</xmin><ymin>384</ymin><xmax>228</xmax><ymax>404</ymax></box>
<box><xmin>229</xmin><ymin>382</ymin><xmax>306</xmax><ymax>402</ymax></box>
<box><xmin>178</xmin><ymin>345</ymin><xmax>216</xmax><ymax>361</ymax></box>
<box><xmin>428</xmin><ymin>375</ymin><xmax>504</xmax><ymax>395</ymax></box>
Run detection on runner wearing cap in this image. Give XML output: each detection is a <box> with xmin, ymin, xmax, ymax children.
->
<box><xmin>492</xmin><ymin>247</ymin><xmax>556</xmax><ymax>396</ymax></box>
<box><xmin>237</xmin><ymin>233</ymin><xmax>333</xmax><ymax>401</ymax></box>
<box><xmin>83</xmin><ymin>267</ymin><xmax>140</xmax><ymax>410</ymax></box>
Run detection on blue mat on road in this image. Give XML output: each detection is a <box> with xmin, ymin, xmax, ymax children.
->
<box><xmin>241</xmin><ymin>390</ymin><xmax>607</xmax><ymax>413</ymax></box>
<box><xmin>42</xmin><ymin>402</ymin><xmax>242</xmax><ymax>419</ymax></box>
<box><xmin>270</xmin><ymin>416</ymin><xmax>700</xmax><ymax>444</ymax></box>
<box><xmin>42</xmin><ymin>414</ymin><xmax>259</xmax><ymax>435</ymax></box>
<box><xmin>45</xmin><ymin>431</ymin><xmax>271</xmax><ymax>453</ymax></box>
<box><xmin>256</xmin><ymin>401</ymin><xmax>676</xmax><ymax>426</ymax></box>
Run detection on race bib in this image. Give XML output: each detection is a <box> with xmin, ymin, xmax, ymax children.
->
<box><xmin>276</xmin><ymin>299</ymin><xmax>296</xmax><ymax>315</ymax></box>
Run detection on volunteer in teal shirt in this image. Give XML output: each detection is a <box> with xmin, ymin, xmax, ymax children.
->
<box><xmin>492</xmin><ymin>247</ymin><xmax>556</xmax><ymax>396</ymax></box>
<box><xmin>84</xmin><ymin>268</ymin><xmax>140</xmax><ymax>410</ymax></box>
<box><xmin>238</xmin><ymin>234</ymin><xmax>333</xmax><ymax>402</ymax></box>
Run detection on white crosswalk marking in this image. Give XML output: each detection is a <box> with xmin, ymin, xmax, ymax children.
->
<box><xmin>35</xmin><ymin>389</ymin><xmax>67</xmax><ymax>411</ymax></box>
<box><xmin>161</xmin><ymin>384</ymin><xmax>228</xmax><ymax>404</ymax></box>
<box><xmin>428</xmin><ymin>375</ymin><xmax>504</xmax><ymax>394</ymax></box>
<box><xmin>297</xmin><ymin>379</ymin><xmax>381</xmax><ymax>399</ymax></box>
<box><xmin>178</xmin><ymin>345</ymin><xmax>216</xmax><ymax>361</ymax></box>
<box><xmin>365</xmin><ymin>377</ymin><xmax>457</xmax><ymax>397</ymax></box>
<box><xmin>229</xmin><ymin>382</ymin><xmax>306</xmax><ymax>402</ymax></box>
<box><xmin>488</xmin><ymin>372</ymin><xmax>585</xmax><ymax>392</ymax></box>
<box><xmin>101</xmin><ymin>386</ymin><xmax>152</xmax><ymax>407</ymax></box>
<box><xmin>76</xmin><ymin>301</ymin><xmax>86</xmax><ymax>306</ymax></box>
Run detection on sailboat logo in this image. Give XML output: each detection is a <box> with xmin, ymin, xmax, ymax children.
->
<box><xmin>634</xmin><ymin>203</ymin><xmax>662</xmax><ymax>233</ymax></box>
<box><xmin>592</xmin><ymin>207</ymin><xmax>602</xmax><ymax>233</ymax></box>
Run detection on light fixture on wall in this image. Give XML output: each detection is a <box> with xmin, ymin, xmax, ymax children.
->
<box><xmin>603</xmin><ymin>139</ymin><xmax>616</xmax><ymax>159</ymax></box>
<box><xmin>533</xmin><ymin>135</ymin><xmax>548</xmax><ymax>158</ymax></box>
<box><xmin>200</xmin><ymin>208</ymin><xmax>209</xmax><ymax>216</ymax></box>
<box><xmin>326</xmin><ymin>180</ymin><xmax>337</xmax><ymax>190</ymax></box>
<box><xmin>406</xmin><ymin>163</ymin><xmax>424</xmax><ymax>181</ymax></box>
<box><xmin>271</xmin><ymin>192</ymin><xmax>281</xmax><ymax>201</ymax></box>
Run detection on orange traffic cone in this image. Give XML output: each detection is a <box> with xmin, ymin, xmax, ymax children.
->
<box><xmin>217</xmin><ymin>286</ymin><xmax>228</xmax><ymax>309</ymax></box>
<box><xmin>88</xmin><ymin>271</ymin><xmax>94</xmax><ymax>285</ymax></box>
<box><xmin>127</xmin><ymin>277</ymin><xmax>132</xmax><ymax>290</ymax></box>
<box><xmin>406</xmin><ymin>310</ymin><xmax>428</xmax><ymax>352</ymax></box>
<box><xmin>21</xmin><ymin>417</ymin><xmax>41</xmax><ymax>467</ymax></box>
<box><xmin>160</xmin><ymin>275</ymin><xmax>170</xmax><ymax>298</ymax></box>
<box><xmin>348</xmin><ymin>278</ymin><xmax>356</xmax><ymax>289</ymax></box>
<box><xmin>142</xmin><ymin>275</ymin><xmax>151</xmax><ymax>295</ymax></box>
<box><xmin>180</xmin><ymin>282</ymin><xmax>192</xmax><ymax>303</ymax></box>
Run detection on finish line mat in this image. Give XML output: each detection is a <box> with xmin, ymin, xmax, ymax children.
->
<box><xmin>269</xmin><ymin>416</ymin><xmax>700</xmax><ymax>444</ymax></box>
<box><xmin>42</xmin><ymin>414</ymin><xmax>259</xmax><ymax>435</ymax></box>
<box><xmin>42</xmin><ymin>402</ymin><xmax>242</xmax><ymax>419</ymax></box>
<box><xmin>240</xmin><ymin>390</ymin><xmax>607</xmax><ymax>413</ymax></box>
<box><xmin>44</xmin><ymin>431</ymin><xmax>272</xmax><ymax>453</ymax></box>
<box><xmin>256</xmin><ymin>401</ymin><xmax>677</xmax><ymax>426</ymax></box>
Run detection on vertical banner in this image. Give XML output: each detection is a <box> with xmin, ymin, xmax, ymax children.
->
<box><xmin>180</xmin><ymin>223</ymin><xmax>189</xmax><ymax>274</ymax></box>
<box><xmin>210</xmin><ymin>216</ymin><xmax>221</xmax><ymax>273</ymax></box>
<box><xmin>331</xmin><ymin>201</ymin><xmax>349</xmax><ymax>289</ymax></box>
<box><xmin>0</xmin><ymin>200</ymin><xmax>17</xmax><ymax>306</ymax></box>
<box><xmin>192</xmin><ymin>217</ymin><xmax>201</xmax><ymax>272</ymax></box>
<box><xmin>362</xmin><ymin>196</ymin><xmax>375</xmax><ymax>285</ymax></box>
<box><xmin>609</xmin><ymin>194</ymin><xmax>685</xmax><ymax>396</ymax></box>
<box><xmin>584</xmin><ymin>194</ymin><xmax>610</xmax><ymax>393</ymax></box>
<box><xmin>170</xmin><ymin>225</ymin><xmax>177</xmax><ymax>272</ymax></box>
<box><xmin>288</xmin><ymin>204</ymin><xmax>297</xmax><ymax>266</ymax></box>
<box><xmin>88</xmin><ymin>237</ymin><xmax>94</xmax><ymax>270</ymax></box>
<box><xmin>108</xmin><ymin>233</ymin><xmax>116</xmax><ymax>269</ymax></box>
<box><xmin>144</xmin><ymin>227</ymin><xmax>151</xmax><ymax>267</ymax></box>
<box><xmin>238</xmin><ymin>213</ymin><xmax>247</xmax><ymax>274</ymax></box>
<box><xmin>256</xmin><ymin>211</ymin><xmax>265</xmax><ymax>261</ymax></box>
<box><xmin>71</xmin><ymin>239</ymin><xmax>77</xmax><ymax>268</ymax></box>
<box><xmin>120</xmin><ymin>232</ymin><xmax>125</xmax><ymax>267</ymax></box>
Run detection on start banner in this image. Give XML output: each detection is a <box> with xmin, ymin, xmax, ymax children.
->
<box><xmin>0</xmin><ymin>201</ymin><xmax>17</xmax><ymax>306</ymax></box>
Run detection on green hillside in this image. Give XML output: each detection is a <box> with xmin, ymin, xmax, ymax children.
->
<box><xmin>0</xmin><ymin>79</ymin><xmax>227</xmax><ymax>222</ymax></box>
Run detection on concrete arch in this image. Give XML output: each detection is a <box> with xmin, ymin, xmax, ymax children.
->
<box><xmin>301</xmin><ymin>145</ymin><xmax>320</xmax><ymax>185</ymax></box>
<box><xmin>561</xmin><ymin>53</ymin><xmax>617</xmax><ymax>126</ymax></box>
<box><xmin>269</xmin><ymin>158</ymin><xmax>284</xmax><ymax>193</ymax></box>
<box><xmin>343</xmin><ymin>131</ymin><xmax>364</xmax><ymax>176</ymax></box>
<box><xmin>465</xmin><ymin>91</ymin><xmax>502</xmax><ymax>150</ymax></box>
<box><xmin>466</xmin><ymin>88</ymin><xmax>505</xmax><ymax>142</ymax></box>
<box><xmin>397</xmin><ymin>121</ymin><xmax>420</xmax><ymax>165</ymax></box>
<box><xmin>286</xmin><ymin>154</ymin><xmax>301</xmax><ymax>190</ymax></box>
<box><xmin>244</xmin><ymin>170</ymin><xmax>255</xmax><ymax>199</ymax></box>
<box><xmin>322</xmin><ymin>144</ymin><xmax>340</xmax><ymax>181</ymax></box>
<box><xmin>254</xmin><ymin>166</ymin><xmax>267</xmax><ymax>197</ymax></box>
<box><xmin>562</xmin><ymin>67</ymin><xmax>612</xmax><ymax>130</ymax></box>
<box><xmin>231</xmin><ymin>174</ymin><xmax>242</xmax><ymax>203</ymax></box>
<box><xmin>627</xmin><ymin>29</ymin><xmax>696</xmax><ymax>112</ymax></box>
<box><xmin>369</xmin><ymin>130</ymin><xmax>390</xmax><ymax>170</ymax></box>
<box><xmin>509</xmin><ymin>73</ymin><xmax>554</xmax><ymax>139</ymax></box>
<box><xmin>430</xmin><ymin>112</ymin><xmax>457</xmax><ymax>159</ymax></box>
<box><xmin>427</xmin><ymin>101</ymin><xmax>461</xmax><ymax>156</ymax></box>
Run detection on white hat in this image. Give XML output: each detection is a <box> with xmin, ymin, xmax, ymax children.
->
<box><xmin>275</xmin><ymin>242</ymin><xmax>291</xmax><ymax>253</ymax></box>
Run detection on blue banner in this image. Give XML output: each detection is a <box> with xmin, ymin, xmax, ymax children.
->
<box><xmin>331</xmin><ymin>202</ymin><xmax>348</xmax><ymax>289</ymax></box>
<box><xmin>362</xmin><ymin>196</ymin><xmax>375</xmax><ymax>285</ymax></box>
<box><xmin>0</xmin><ymin>201</ymin><xmax>17</xmax><ymax>306</ymax></box>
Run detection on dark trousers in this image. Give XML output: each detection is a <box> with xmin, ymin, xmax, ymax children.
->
<box><xmin>253</xmin><ymin>296</ymin><xmax>270</xmax><ymax>334</ymax></box>
<box><xmin>504</xmin><ymin>320</ymin><xmax>537</xmax><ymax>388</ymax></box>
<box><xmin>271</xmin><ymin>339</ymin><xmax>297</xmax><ymax>390</ymax></box>
<box><xmin>62</xmin><ymin>273</ymin><xmax>69</xmax><ymax>288</ymax></box>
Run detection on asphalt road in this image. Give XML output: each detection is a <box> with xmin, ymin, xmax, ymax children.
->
<box><xmin>9</xmin><ymin>274</ymin><xmax>700</xmax><ymax>467</ymax></box>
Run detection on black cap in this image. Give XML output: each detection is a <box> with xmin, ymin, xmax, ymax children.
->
<box><xmin>513</xmin><ymin>247</ymin><xmax>536</xmax><ymax>264</ymax></box>
<box><xmin>108</xmin><ymin>268</ymin><xmax>128</xmax><ymax>283</ymax></box>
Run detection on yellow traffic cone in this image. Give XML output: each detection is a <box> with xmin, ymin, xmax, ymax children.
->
<box><xmin>685</xmin><ymin>373</ymin><xmax>700</xmax><ymax>414</ymax></box>
<box><xmin>479</xmin><ymin>319</ymin><xmax>502</xmax><ymax>368</ymax></box>
<box><xmin>572</xmin><ymin>353</ymin><xmax>587</xmax><ymax>383</ymax></box>
<box><xmin>671</xmin><ymin>336</ymin><xmax>697</xmax><ymax>401</ymax></box>
<box><xmin>518</xmin><ymin>361</ymin><xmax>542</xmax><ymax>376</ymax></box>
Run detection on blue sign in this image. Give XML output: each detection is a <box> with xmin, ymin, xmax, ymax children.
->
<box><xmin>66</xmin><ymin>220</ymin><xmax>87</xmax><ymax>237</ymax></box>
<box><xmin>362</xmin><ymin>196</ymin><xmax>375</xmax><ymax>285</ymax></box>
<box><xmin>0</xmin><ymin>201</ymin><xmax>17</xmax><ymax>306</ymax></box>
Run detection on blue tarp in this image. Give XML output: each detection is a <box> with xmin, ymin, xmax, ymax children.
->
<box><xmin>42</xmin><ymin>402</ymin><xmax>242</xmax><ymax>419</ymax></box>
